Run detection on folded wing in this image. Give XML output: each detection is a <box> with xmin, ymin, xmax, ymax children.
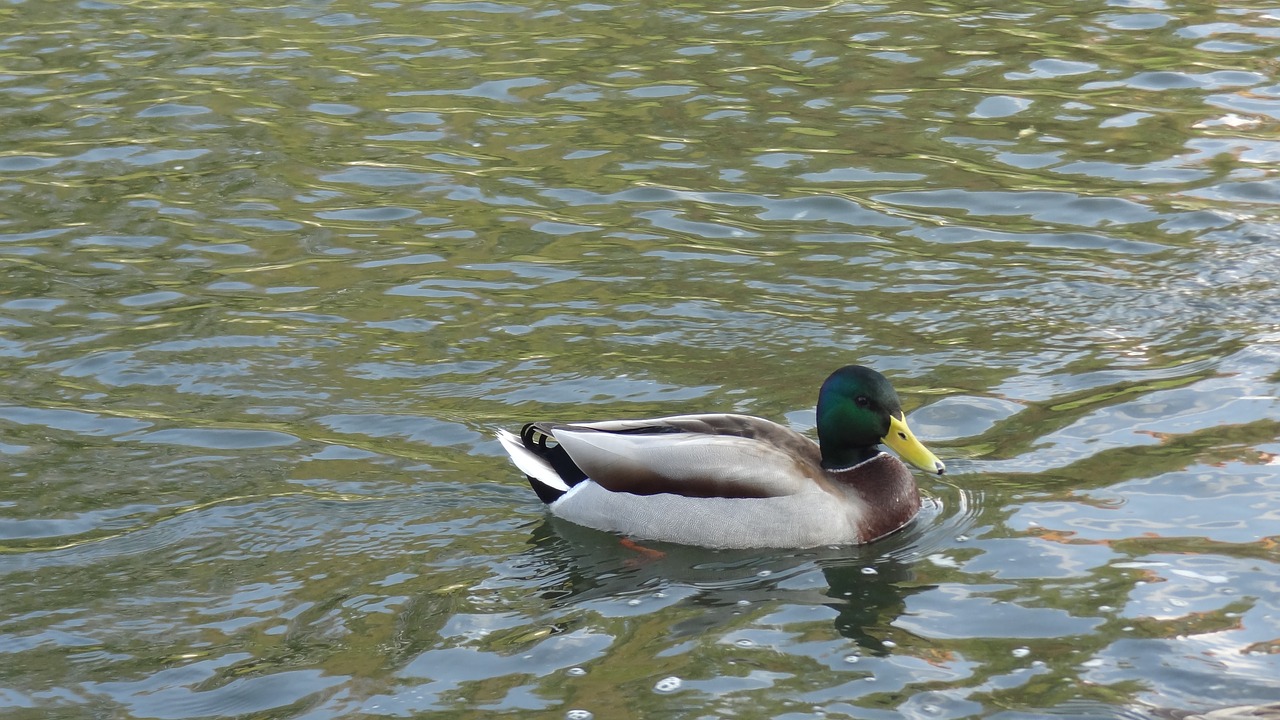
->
<box><xmin>534</xmin><ymin>414</ymin><xmax>822</xmax><ymax>499</ymax></box>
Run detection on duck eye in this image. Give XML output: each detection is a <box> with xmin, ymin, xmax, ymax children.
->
<box><xmin>854</xmin><ymin>395</ymin><xmax>871</xmax><ymax>408</ymax></box>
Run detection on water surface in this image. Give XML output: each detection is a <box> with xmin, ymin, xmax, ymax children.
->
<box><xmin>2</xmin><ymin>0</ymin><xmax>1279</xmax><ymax>717</ymax></box>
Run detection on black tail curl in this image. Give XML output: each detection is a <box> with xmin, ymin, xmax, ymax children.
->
<box><xmin>519</xmin><ymin>423</ymin><xmax>589</xmax><ymax>504</ymax></box>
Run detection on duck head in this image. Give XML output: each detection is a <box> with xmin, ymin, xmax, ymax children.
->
<box><xmin>816</xmin><ymin>365</ymin><xmax>946</xmax><ymax>474</ymax></box>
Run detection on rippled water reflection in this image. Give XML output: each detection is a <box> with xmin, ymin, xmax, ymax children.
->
<box><xmin>2</xmin><ymin>0</ymin><xmax>1279</xmax><ymax>717</ymax></box>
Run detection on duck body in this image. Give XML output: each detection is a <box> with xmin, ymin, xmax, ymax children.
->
<box><xmin>497</xmin><ymin>366</ymin><xmax>945</xmax><ymax>550</ymax></box>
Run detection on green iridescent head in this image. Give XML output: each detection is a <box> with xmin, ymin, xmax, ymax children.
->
<box><xmin>816</xmin><ymin>365</ymin><xmax>945</xmax><ymax>474</ymax></box>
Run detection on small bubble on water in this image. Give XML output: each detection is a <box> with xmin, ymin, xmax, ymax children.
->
<box><xmin>567</xmin><ymin>667</ymin><xmax>587</xmax><ymax>677</ymax></box>
<box><xmin>1012</xmin><ymin>647</ymin><xmax>1031</xmax><ymax>658</ymax></box>
<box><xmin>1097</xmin><ymin>605</ymin><xmax>1114</xmax><ymax>612</ymax></box>
<box><xmin>736</xmin><ymin>599</ymin><xmax>751</xmax><ymax>606</ymax></box>
<box><xmin>861</xmin><ymin>567</ymin><xmax>878</xmax><ymax>575</ymax></box>
<box><xmin>756</xmin><ymin>570</ymin><xmax>772</xmax><ymax>577</ymax></box>
<box><xmin>566</xmin><ymin>711</ymin><xmax>593</xmax><ymax>720</ymax></box>
<box><xmin>627</xmin><ymin>599</ymin><xmax>642</xmax><ymax>606</ymax></box>
<box><xmin>882</xmin><ymin>640</ymin><xmax>897</xmax><ymax>649</ymax></box>
<box><xmin>843</xmin><ymin>655</ymin><xmax>860</xmax><ymax>664</ymax></box>
<box><xmin>653</xmin><ymin>676</ymin><xmax>683</xmax><ymax>694</ymax></box>
<box><xmin>653</xmin><ymin>591</ymin><xmax>667</xmax><ymax>599</ymax></box>
<box><xmin>955</xmin><ymin>534</ymin><xmax>970</xmax><ymax>542</ymax></box>
<box><xmin>734</xmin><ymin>639</ymin><xmax>754</xmax><ymax>648</ymax></box>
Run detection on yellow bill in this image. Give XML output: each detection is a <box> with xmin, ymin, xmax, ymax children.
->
<box><xmin>883</xmin><ymin>413</ymin><xmax>946</xmax><ymax>475</ymax></box>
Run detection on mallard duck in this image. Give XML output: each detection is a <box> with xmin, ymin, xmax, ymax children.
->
<box><xmin>497</xmin><ymin>365</ymin><xmax>945</xmax><ymax>549</ymax></box>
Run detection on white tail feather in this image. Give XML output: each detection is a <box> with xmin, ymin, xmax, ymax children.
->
<box><xmin>496</xmin><ymin>430</ymin><xmax>570</xmax><ymax>492</ymax></box>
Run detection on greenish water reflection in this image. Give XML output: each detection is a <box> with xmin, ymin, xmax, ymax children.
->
<box><xmin>2</xmin><ymin>0</ymin><xmax>1279</xmax><ymax>717</ymax></box>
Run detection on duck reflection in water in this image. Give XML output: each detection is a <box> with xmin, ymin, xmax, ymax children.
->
<box><xmin>522</xmin><ymin>517</ymin><xmax>932</xmax><ymax>656</ymax></box>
